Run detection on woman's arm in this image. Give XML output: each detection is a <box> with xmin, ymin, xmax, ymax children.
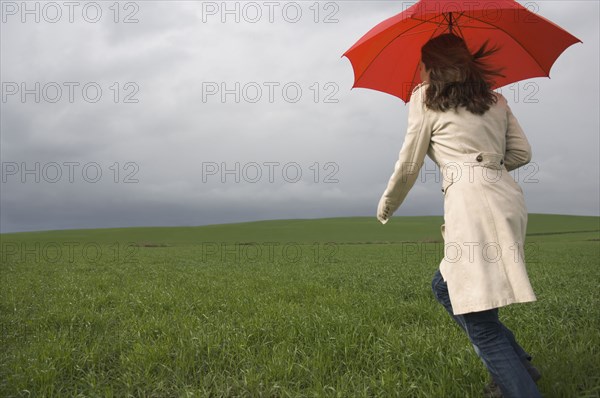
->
<box><xmin>503</xmin><ymin>98</ymin><xmax>532</xmax><ymax>172</ymax></box>
<box><xmin>377</xmin><ymin>85</ymin><xmax>432</xmax><ymax>224</ymax></box>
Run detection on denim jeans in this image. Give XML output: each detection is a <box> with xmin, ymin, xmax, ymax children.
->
<box><xmin>431</xmin><ymin>269</ymin><xmax>542</xmax><ymax>398</ymax></box>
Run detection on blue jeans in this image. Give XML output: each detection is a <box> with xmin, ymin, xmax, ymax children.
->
<box><xmin>431</xmin><ymin>269</ymin><xmax>542</xmax><ymax>398</ymax></box>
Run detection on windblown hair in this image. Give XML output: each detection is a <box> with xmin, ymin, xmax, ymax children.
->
<box><xmin>420</xmin><ymin>33</ymin><xmax>506</xmax><ymax>115</ymax></box>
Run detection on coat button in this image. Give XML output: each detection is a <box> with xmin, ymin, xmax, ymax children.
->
<box><xmin>441</xmin><ymin>188</ymin><xmax>444</xmax><ymax>192</ymax></box>
<box><xmin>500</xmin><ymin>159</ymin><xmax>504</xmax><ymax>165</ymax></box>
<box><xmin>476</xmin><ymin>155</ymin><xmax>483</xmax><ymax>162</ymax></box>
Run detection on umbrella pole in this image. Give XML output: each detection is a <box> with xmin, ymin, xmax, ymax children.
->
<box><xmin>449</xmin><ymin>12</ymin><xmax>453</xmax><ymax>34</ymax></box>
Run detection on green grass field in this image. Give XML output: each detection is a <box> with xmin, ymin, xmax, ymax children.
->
<box><xmin>1</xmin><ymin>214</ymin><xmax>599</xmax><ymax>397</ymax></box>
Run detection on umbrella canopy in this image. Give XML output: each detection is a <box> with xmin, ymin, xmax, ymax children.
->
<box><xmin>342</xmin><ymin>0</ymin><xmax>582</xmax><ymax>102</ymax></box>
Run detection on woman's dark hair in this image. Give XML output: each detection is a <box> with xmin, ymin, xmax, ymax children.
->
<box><xmin>420</xmin><ymin>33</ymin><xmax>506</xmax><ymax>115</ymax></box>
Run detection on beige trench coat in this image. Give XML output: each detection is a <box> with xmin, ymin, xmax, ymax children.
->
<box><xmin>377</xmin><ymin>82</ymin><xmax>537</xmax><ymax>315</ymax></box>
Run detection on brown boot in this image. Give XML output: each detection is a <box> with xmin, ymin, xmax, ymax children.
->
<box><xmin>483</xmin><ymin>380</ymin><xmax>503</xmax><ymax>398</ymax></box>
<box><xmin>523</xmin><ymin>361</ymin><xmax>542</xmax><ymax>382</ymax></box>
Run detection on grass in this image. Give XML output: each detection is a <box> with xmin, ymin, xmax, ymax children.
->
<box><xmin>1</xmin><ymin>213</ymin><xmax>599</xmax><ymax>397</ymax></box>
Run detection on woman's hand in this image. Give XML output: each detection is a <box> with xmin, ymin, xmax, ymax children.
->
<box><xmin>377</xmin><ymin>195</ymin><xmax>391</xmax><ymax>224</ymax></box>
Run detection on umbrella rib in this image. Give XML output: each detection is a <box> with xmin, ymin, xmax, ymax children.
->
<box><xmin>459</xmin><ymin>13</ymin><xmax>548</xmax><ymax>75</ymax></box>
<box><xmin>352</xmin><ymin>9</ymin><xmax>553</xmax><ymax>98</ymax></box>
<box><xmin>353</xmin><ymin>13</ymin><xmax>442</xmax><ymax>88</ymax></box>
<box><xmin>453</xmin><ymin>14</ymin><xmax>467</xmax><ymax>39</ymax></box>
<box><xmin>403</xmin><ymin>15</ymin><xmax>452</xmax><ymax>100</ymax></box>
<box><xmin>413</xmin><ymin>11</ymin><xmax>467</xmax><ymax>35</ymax></box>
<box><xmin>415</xmin><ymin>10</ymin><xmax>548</xmax><ymax>75</ymax></box>
<box><xmin>407</xmin><ymin>24</ymin><xmax>444</xmax><ymax>100</ymax></box>
<box><xmin>356</xmin><ymin>11</ymin><xmax>468</xmax><ymax>96</ymax></box>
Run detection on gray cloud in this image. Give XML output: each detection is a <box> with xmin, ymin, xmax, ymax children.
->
<box><xmin>1</xmin><ymin>1</ymin><xmax>598</xmax><ymax>233</ymax></box>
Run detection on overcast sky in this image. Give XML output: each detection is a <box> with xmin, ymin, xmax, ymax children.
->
<box><xmin>1</xmin><ymin>1</ymin><xmax>598</xmax><ymax>233</ymax></box>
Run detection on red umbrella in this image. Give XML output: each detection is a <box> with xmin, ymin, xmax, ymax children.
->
<box><xmin>342</xmin><ymin>0</ymin><xmax>582</xmax><ymax>103</ymax></box>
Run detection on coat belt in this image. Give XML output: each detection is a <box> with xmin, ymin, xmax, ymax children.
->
<box><xmin>440</xmin><ymin>152</ymin><xmax>505</xmax><ymax>173</ymax></box>
<box><xmin>439</xmin><ymin>152</ymin><xmax>506</xmax><ymax>193</ymax></box>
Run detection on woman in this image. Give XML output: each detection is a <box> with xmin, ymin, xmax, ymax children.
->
<box><xmin>376</xmin><ymin>33</ymin><xmax>542</xmax><ymax>398</ymax></box>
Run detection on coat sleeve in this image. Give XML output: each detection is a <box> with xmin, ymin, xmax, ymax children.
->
<box><xmin>377</xmin><ymin>85</ymin><xmax>432</xmax><ymax>224</ymax></box>
<box><xmin>502</xmin><ymin>96</ymin><xmax>532</xmax><ymax>172</ymax></box>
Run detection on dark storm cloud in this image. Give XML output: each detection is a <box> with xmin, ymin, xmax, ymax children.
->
<box><xmin>1</xmin><ymin>1</ymin><xmax>598</xmax><ymax>233</ymax></box>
